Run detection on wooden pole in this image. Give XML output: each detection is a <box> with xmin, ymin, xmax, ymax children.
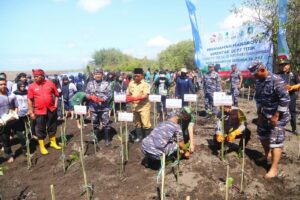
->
<box><xmin>221</xmin><ymin>106</ymin><xmax>225</xmax><ymax>161</ymax></box>
<box><xmin>24</xmin><ymin>123</ymin><xmax>32</xmax><ymax>170</ymax></box>
<box><xmin>240</xmin><ymin>137</ymin><xmax>245</xmax><ymax>192</ymax></box>
<box><xmin>120</xmin><ymin>122</ymin><xmax>124</xmax><ymax>174</ymax></box>
<box><xmin>225</xmin><ymin>165</ymin><xmax>229</xmax><ymax>200</ymax></box>
<box><xmin>79</xmin><ymin>147</ymin><xmax>91</xmax><ymax>200</ymax></box>
<box><xmin>113</xmin><ymin>103</ymin><xmax>116</xmax><ymax>123</ymax></box>
<box><xmin>80</xmin><ymin>115</ymin><xmax>85</xmax><ymax>153</ymax></box>
<box><xmin>50</xmin><ymin>184</ymin><xmax>56</xmax><ymax>200</ymax></box>
<box><xmin>247</xmin><ymin>86</ymin><xmax>251</xmax><ymax>101</ymax></box>
<box><xmin>161</xmin><ymin>153</ymin><xmax>166</xmax><ymax>200</ymax></box>
<box><xmin>125</xmin><ymin>122</ymin><xmax>129</xmax><ymax>161</ymax></box>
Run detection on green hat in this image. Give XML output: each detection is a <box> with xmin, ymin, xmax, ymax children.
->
<box><xmin>278</xmin><ymin>58</ymin><xmax>290</xmax><ymax>65</ymax></box>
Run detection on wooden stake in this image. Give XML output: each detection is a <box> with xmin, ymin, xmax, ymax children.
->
<box><xmin>120</xmin><ymin>122</ymin><xmax>124</xmax><ymax>174</ymax></box>
<box><xmin>225</xmin><ymin>165</ymin><xmax>229</xmax><ymax>200</ymax></box>
<box><xmin>80</xmin><ymin>115</ymin><xmax>85</xmax><ymax>153</ymax></box>
<box><xmin>153</xmin><ymin>102</ymin><xmax>157</xmax><ymax>126</ymax></box>
<box><xmin>125</xmin><ymin>122</ymin><xmax>129</xmax><ymax>161</ymax></box>
<box><xmin>221</xmin><ymin>106</ymin><xmax>225</xmax><ymax>161</ymax></box>
<box><xmin>186</xmin><ymin>196</ymin><xmax>190</xmax><ymax>200</ymax></box>
<box><xmin>298</xmin><ymin>137</ymin><xmax>300</xmax><ymax>159</ymax></box>
<box><xmin>50</xmin><ymin>184</ymin><xmax>56</xmax><ymax>200</ymax></box>
<box><xmin>113</xmin><ymin>103</ymin><xmax>116</xmax><ymax>123</ymax></box>
<box><xmin>90</xmin><ymin>115</ymin><xmax>97</xmax><ymax>154</ymax></box>
<box><xmin>161</xmin><ymin>153</ymin><xmax>166</xmax><ymax>200</ymax></box>
<box><xmin>240</xmin><ymin>137</ymin><xmax>245</xmax><ymax>192</ymax></box>
<box><xmin>79</xmin><ymin>147</ymin><xmax>91</xmax><ymax>200</ymax></box>
<box><xmin>24</xmin><ymin>123</ymin><xmax>32</xmax><ymax>170</ymax></box>
<box><xmin>247</xmin><ymin>86</ymin><xmax>251</xmax><ymax>101</ymax></box>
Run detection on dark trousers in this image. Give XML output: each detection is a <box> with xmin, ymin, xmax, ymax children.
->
<box><xmin>35</xmin><ymin>109</ymin><xmax>58</xmax><ymax>139</ymax></box>
<box><xmin>289</xmin><ymin>94</ymin><xmax>297</xmax><ymax>131</ymax></box>
<box><xmin>0</xmin><ymin>120</ymin><xmax>22</xmax><ymax>157</ymax></box>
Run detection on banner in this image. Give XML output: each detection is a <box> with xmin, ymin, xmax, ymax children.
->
<box><xmin>199</xmin><ymin>24</ymin><xmax>273</xmax><ymax>74</ymax></box>
<box><xmin>185</xmin><ymin>0</ymin><xmax>203</xmax><ymax>68</ymax></box>
<box><xmin>278</xmin><ymin>0</ymin><xmax>290</xmax><ymax>58</ymax></box>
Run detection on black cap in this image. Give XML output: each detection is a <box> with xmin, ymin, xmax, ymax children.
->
<box><xmin>133</xmin><ymin>68</ymin><xmax>144</xmax><ymax>74</ymax></box>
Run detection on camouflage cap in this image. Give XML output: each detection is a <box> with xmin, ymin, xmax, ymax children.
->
<box><xmin>248</xmin><ymin>60</ymin><xmax>263</xmax><ymax>75</ymax></box>
<box><xmin>277</xmin><ymin>58</ymin><xmax>290</xmax><ymax>65</ymax></box>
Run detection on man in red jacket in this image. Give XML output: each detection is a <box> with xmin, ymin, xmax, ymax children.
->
<box><xmin>27</xmin><ymin>69</ymin><xmax>61</xmax><ymax>155</ymax></box>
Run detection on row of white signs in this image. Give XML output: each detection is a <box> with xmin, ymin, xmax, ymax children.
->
<box><xmin>74</xmin><ymin>92</ymin><xmax>232</xmax><ymax>121</ymax></box>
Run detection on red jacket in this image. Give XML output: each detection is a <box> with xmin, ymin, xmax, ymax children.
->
<box><xmin>27</xmin><ymin>80</ymin><xmax>59</xmax><ymax>115</ymax></box>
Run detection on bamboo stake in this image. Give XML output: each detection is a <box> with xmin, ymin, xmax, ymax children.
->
<box><xmin>120</xmin><ymin>121</ymin><xmax>124</xmax><ymax>174</ymax></box>
<box><xmin>24</xmin><ymin>123</ymin><xmax>32</xmax><ymax>170</ymax></box>
<box><xmin>113</xmin><ymin>103</ymin><xmax>116</xmax><ymax>123</ymax></box>
<box><xmin>298</xmin><ymin>137</ymin><xmax>300</xmax><ymax>159</ymax></box>
<box><xmin>153</xmin><ymin>102</ymin><xmax>157</xmax><ymax>127</ymax></box>
<box><xmin>225</xmin><ymin>165</ymin><xmax>229</xmax><ymax>200</ymax></box>
<box><xmin>247</xmin><ymin>86</ymin><xmax>251</xmax><ymax>101</ymax></box>
<box><xmin>125</xmin><ymin>122</ymin><xmax>129</xmax><ymax>161</ymax></box>
<box><xmin>161</xmin><ymin>153</ymin><xmax>166</xmax><ymax>200</ymax></box>
<box><xmin>221</xmin><ymin>106</ymin><xmax>225</xmax><ymax>161</ymax></box>
<box><xmin>80</xmin><ymin>115</ymin><xmax>85</xmax><ymax>153</ymax></box>
<box><xmin>79</xmin><ymin>147</ymin><xmax>91</xmax><ymax>200</ymax></box>
<box><xmin>50</xmin><ymin>184</ymin><xmax>56</xmax><ymax>200</ymax></box>
<box><xmin>240</xmin><ymin>137</ymin><xmax>245</xmax><ymax>192</ymax></box>
<box><xmin>186</xmin><ymin>196</ymin><xmax>190</xmax><ymax>200</ymax></box>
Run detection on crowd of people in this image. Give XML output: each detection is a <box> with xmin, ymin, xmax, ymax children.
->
<box><xmin>0</xmin><ymin>57</ymin><xmax>299</xmax><ymax>179</ymax></box>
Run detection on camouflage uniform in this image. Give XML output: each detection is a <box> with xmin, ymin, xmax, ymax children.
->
<box><xmin>230</xmin><ymin>70</ymin><xmax>242</xmax><ymax>106</ymax></box>
<box><xmin>85</xmin><ymin>79</ymin><xmax>112</xmax><ymax>132</ymax></box>
<box><xmin>255</xmin><ymin>73</ymin><xmax>290</xmax><ymax>148</ymax></box>
<box><xmin>141</xmin><ymin>121</ymin><xmax>183</xmax><ymax>160</ymax></box>
<box><xmin>203</xmin><ymin>70</ymin><xmax>221</xmax><ymax>115</ymax></box>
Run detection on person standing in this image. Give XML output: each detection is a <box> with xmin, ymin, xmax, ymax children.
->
<box><xmin>203</xmin><ymin>64</ymin><xmax>222</xmax><ymax>115</ymax></box>
<box><xmin>175</xmin><ymin>68</ymin><xmax>195</xmax><ymax>107</ymax></box>
<box><xmin>276</xmin><ymin>58</ymin><xmax>300</xmax><ymax>135</ymax></box>
<box><xmin>248</xmin><ymin>61</ymin><xmax>290</xmax><ymax>178</ymax></box>
<box><xmin>127</xmin><ymin>68</ymin><xmax>151</xmax><ymax>142</ymax></box>
<box><xmin>228</xmin><ymin>64</ymin><xmax>243</xmax><ymax>107</ymax></box>
<box><xmin>27</xmin><ymin>69</ymin><xmax>61</xmax><ymax>155</ymax></box>
<box><xmin>85</xmin><ymin>68</ymin><xmax>112</xmax><ymax>146</ymax></box>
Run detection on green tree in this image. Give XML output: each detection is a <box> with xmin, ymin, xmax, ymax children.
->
<box><xmin>158</xmin><ymin>40</ymin><xmax>195</xmax><ymax>71</ymax></box>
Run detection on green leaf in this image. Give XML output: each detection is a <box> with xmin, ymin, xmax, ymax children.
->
<box><xmin>227</xmin><ymin>177</ymin><xmax>234</xmax><ymax>188</ymax></box>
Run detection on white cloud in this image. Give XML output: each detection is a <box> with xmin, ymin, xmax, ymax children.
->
<box><xmin>77</xmin><ymin>0</ymin><xmax>111</xmax><ymax>13</ymax></box>
<box><xmin>147</xmin><ymin>35</ymin><xmax>171</xmax><ymax>48</ymax></box>
<box><xmin>178</xmin><ymin>25</ymin><xmax>191</xmax><ymax>32</ymax></box>
<box><xmin>121</xmin><ymin>0</ymin><xmax>135</xmax><ymax>3</ymax></box>
<box><xmin>219</xmin><ymin>7</ymin><xmax>257</xmax><ymax>29</ymax></box>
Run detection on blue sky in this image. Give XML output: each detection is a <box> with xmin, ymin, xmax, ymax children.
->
<box><xmin>0</xmin><ymin>0</ymin><xmax>242</xmax><ymax>71</ymax></box>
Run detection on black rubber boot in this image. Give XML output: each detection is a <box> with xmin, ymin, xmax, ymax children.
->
<box><xmin>104</xmin><ymin>129</ymin><xmax>111</xmax><ymax>147</ymax></box>
<box><xmin>143</xmin><ymin>129</ymin><xmax>151</xmax><ymax>139</ymax></box>
<box><xmin>134</xmin><ymin>128</ymin><xmax>143</xmax><ymax>143</ymax></box>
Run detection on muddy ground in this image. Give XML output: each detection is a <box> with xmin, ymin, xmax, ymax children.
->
<box><xmin>0</xmin><ymin>96</ymin><xmax>300</xmax><ymax>200</ymax></box>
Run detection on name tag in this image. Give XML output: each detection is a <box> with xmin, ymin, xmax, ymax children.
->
<box><xmin>213</xmin><ymin>92</ymin><xmax>233</xmax><ymax>106</ymax></box>
<box><xmin>118</xmin><ymin>112</ymin><xmax>134</xmax><ymax>122</ymax></box>
<box><xmin>149</xmin><ymin>95</ymin><xmax>161</xmax><ymax>102</ymax></box>
<box><xmin>166</xmin><ymin>99</ymin><xmax>182</xmax><ymax>108</ymax></box>
<box><xmin>184</xmin><ymin>94</ymin><xmax>197</xmax><ymax>102</ymax></box>
<box><xmin>74</xmin><ymin>105</ymin><xmax>87</xmax><ymax>115</ymax></box>
<box><xmin>114</xmin><ymin>94</ymin><xmax>126</xmax><ymax>103</ymax></box>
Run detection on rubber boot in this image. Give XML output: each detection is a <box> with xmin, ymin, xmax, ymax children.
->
<box><xmin>49</xmin><ymin>136</ymin><xmax>62</xmax><ymax>150</ymax></box>
<box><xmin>134</xmin><ymin>128</ymin><xmax>143</xmax><ymax>143</ymax></box>
<box><xmin>104</xmin><ymin>129</ymin><xmax>111</xmax><ymax>147</ymax></box>
<box><xmin>38</xmin><ymin>140</ymin><xmax>49</xmax><ymax>155</ymax></box>
<box><xmin>143</xmin><ymin>129</ymin><xmax>151</xmax><ymax>139</ymax></box>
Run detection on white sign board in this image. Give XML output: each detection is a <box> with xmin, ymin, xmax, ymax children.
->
<box><xmin>74</xmin><ymin>105</ymin><xmax>87</xmax><ymax>115</ymax></box>
<box><xmin>184</xmin><ymin>94</ymin><xmax>197</xmax><ymax>102</ymax></box>
<box><xmin>166</xmin><ymin>99</ymin><xmax>182</xmax><ymax>109</ymax></box>
<box><xmin>213</xmin><ymin>92</ymin><xmax>233</xmax><ymax>106</ymax></box>
<box><xmin>149</xmin><ymin>95</ymin><xmax>162</xmax><ymax>102</ymax></box>
<box><xmin>114</xmin><ymin>94</ymin><xmax>126</xmax><ymax>103</ymax></box>
<box><xmin>118</xmin><ymin>112</ymin><xmax>134</xmax><ymax>122</ymax></box>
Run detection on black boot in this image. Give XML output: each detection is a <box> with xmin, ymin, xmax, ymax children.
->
<box><xmin>143</xmin><ymin>129</ymin><xmax>151</xmax><ymax>139</ymax></box>
<box><xmin>104</xmin><ymin>129</ymin><xmax>111</xmax><ymax>147</ymax></box>
<box><xmin>134</xmin><ymin>128</ymin><xmax>143</xmax><ymax>143</ymax></box>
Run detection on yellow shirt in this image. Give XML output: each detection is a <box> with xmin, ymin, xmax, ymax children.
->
<box><xmin>127</xmin><ymin>79</ymin><xmax>151</xmax><ymax>111</ymax></box>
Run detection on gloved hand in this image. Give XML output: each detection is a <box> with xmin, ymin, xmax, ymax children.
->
<box><xmin>287</xmin><ymin>84</ymin><xmax>300</xmax><ymax>91</ymax></box>
<box><xmin>126</xmin><ymin>95</ymin><xmax>145</xmax><ymax>102</ymax></box>
<box><xmin>226</xmin><ymin>128</ymin><xmax>241</xmax><ymax>142</ymax></box>
<box><xmin>215</xmin><ymin>133</ymin><xmax>224</xmax><ymax>143</ymax></box>
<box><xmin>88</xmin><ymin>95</ymin><xmax>104</xmax><ymax>103</ymax></box>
